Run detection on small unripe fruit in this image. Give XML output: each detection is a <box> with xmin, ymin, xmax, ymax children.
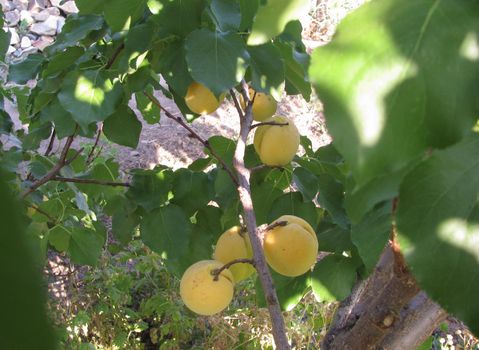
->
<box><xmin>240</xmin><ymin>88</ymin><xmax>277</xmax><ymax>121</ymax></box>
<box><xmin>185</xmin><ymin>82</ymin><xmax>224</xmax><ymax>115</ymax></box>
<box><xmin>253</xmin><ymin>115</ymin><xmax>300</xmax><ymax>166</ymax></box>
<box><xmin>264</xmin><ymin>215</ymin><xmax>318</xmax><ymax>277</ymax></box>
<box><xmin>180</xmin><ymin>260</ymin><xmax>234</xmax><ymax>316</ymax></box>
<box><xmin>214</xmin><ymin>226</ymin><xmax>255</xmax><ymax>282</ymax></box>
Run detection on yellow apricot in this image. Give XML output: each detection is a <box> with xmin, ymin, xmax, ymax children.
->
<box><xmin>213</xmin><ymin>226</ymin><xmax>255</xmax><ymax>282</ymax></box>
<box><xmin>264</xmin><ymin>215</ymin><xmax>318</xmax><ymax>277</ymax></box>
<box><xmin>253</xmin><ymin>115</ymin><xmax>300</xmax><ymax>166</ymax></box>
<box><xmin>180</xmin><ymin>260</ymin><xmax>234</xmax><ymax>316</ymax></box>
<box><xmin>185</xmin><ymin>82</ymin><xmax>224</xmax><ymax>115</ymax></box>
<box><xmin>240</xmin><ymin>88</ymin><xmax>278</xmax><ymax>121</ymax></box>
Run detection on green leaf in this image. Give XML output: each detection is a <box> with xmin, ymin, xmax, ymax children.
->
<box><xmin>112</xmin><ymin>210</ymin><xmax>139</xmax><ymax>245</ymax></box>
<box><xmin>0</xmin><ymin>109</ymin><xmax>13</xmax><ymax>135</ymax></box>
<box><xmin>256</xmin><ymin>271</ymin><xmax>309</xmax><ymax>311</ymax></box>
<box><xmin>345</xmin><ymin>159</ymin><xmax>419</xmax><ymax>223</ymax></box>
<box><xmin>43</xmin><ymin>47</ymin><xmax>85</xmax><ymax>77</ymax></box>
<box><xmin>206</xmin><ymin>135</ymin><xmax>236</xmax><ymax>167</ymax></box>
<box><xmin>185</xmin><ymin>29</ymin><xmax>250</xmax><ymax>96</ymax></box>
<box><xmin>104</xmin><ymin>0</ymin><xmax>147</xmax><ymax>32</ymax></box>
<box><xmin>309</xmin><ymin>0</ymin><xmax>479</xmax><ymax>188</ymax></box>
<box><xmin>292</xmin><ymin>167</ymin><xmax>318</xmax><ymax>202</ymax></box>
<box><xmin>214</xmin><ymin>168</ymin><xmax>239</xmax><ymax>208</ymax></box>
<box><xmin>8</xmin><ymin>54</ymin><xmax>44</xmax><ymax>84</ymax></box>
<box><xmin>23</xmin><ymin>121</ymin><xmax>53</xmax><ymax>151</ymax></box>
<box><xmin>48</xmin><ymin>226</ymin><xmax>71</xmax><ymax>252</ymax></box>
<box><xmin>210</xmin><ymin>0</ymin><xmax>241</xmax><ymax>32</ymax></box>
<box><xmin>317</xmin><ymin>174</ymin><xmax>349</xmax><ymax>228</ymax></box>
<box><xmin>397</xmin><ymin>133</ymin><xmax>479</xmax><ymax>335</ymax></box>
<box><xmin>135</xmin><ymin>90</ymin><xmax>160</xmax><ymax>124</ymax></box>
<box><xmin>46</xmin><ymin>15</ymin><xmax>104</xmax><ymax>54</ymax></box>
<box><xmin>267</xmin><ymin>192</ymin><xmax>319</xmax><ymax>229</ymax></box>
<box><xmin>154</xmin><ymin>0</ymin><xmax>207</xmax><ymax>37</ymax></box>
<box><xmin>151</xmin><ymin>40</ymin><xmax>192</xmax><ymax>97</ymax></box>
<box><xmin>58</xmin><ymin>70</ymin><xmax>123</xmax><ymax>131</ymax></box>
<box><xmin>310</xmin><ymin>254</ymin><xmax>357</xmax><ymax>302</ymax></box>
<box><xmin>248</xmin><ymin>43</ymin><xmax>285</xmax><ymax>100</ymax></box>
<box><xmin>69</xmin><ymin>227</ymin><xmax>105</xmax><ymax>266</ymax></box>
<box><xmin>39</xmin><ymin>98</ymin><xmax>76</xmax><ymax>139</ymax></box>
<box><xmin>317</xmin><ymin>225</ymin><xmax>354</xmax><ymax>253</ymax></box>
<box><xmin>251</xmin><ymin>180</ymin><xmax>283</xmax><ymax>225</ymax></box>
<box><xmin>140</xmin><ymin>205</ymin><xmax>191</xmax><ymax>276</ymax></box>
<box><xmin>275</xmin><ymin>42</ymin><xmax>311</xmax><ymax>100</ymax></box>
<box><xmin>351</xmin><ymin>202</ymin><xmax>392</xmax><ymax>273</ymax></box>
<box><xmin>103</xmin><ymin>104</ymin><xmax>142</xmax><ymax>148</ymax></box>
<box><xmin>248</xmin><ymin>0</ymin><xmax>309</xmax><ymax>46</ymax></box>
<box><xmin>75</xmin><ymin>0</ymin><xmax>105</xmax><ymax>14</ymax></box>
<box><xmin>0</xmin><ymin>14</ymin><xmax>10</xmax><ymax>61</ymax></box>
<box><xmin>171</xmin><ymin>169</ymin><xmax>212</xmax><ymax>215</ymax></box>
<box><xmin>0</xmin><ymin>169</ymin><xmax>58</xmax><ymax>350</ymax></box>
<box><xmin>239</xmin><ymin>0</ymin><xmax>259</xmax><ymax>31</ymax></box>
<box><xmin>126</xmin><ymin>166</ymin><xmax>173</xmax><ymax>211</ymax></box>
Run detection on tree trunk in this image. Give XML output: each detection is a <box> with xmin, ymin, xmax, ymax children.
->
<box><xmin>322</xmin><ymin>242</ymin><xmax>446</xmax><ymax>349</ymax></box>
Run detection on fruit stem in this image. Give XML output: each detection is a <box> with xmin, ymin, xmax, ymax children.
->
<box><xmin>250</xmin><ymin>121</ymin><xmax>289</xmax><ymax>130</ymax></box>
<box><xmin>264</xmin><ymin>220</ymin><xmax>288</xmax><ymax>232</ymax></box>
<box><xmin>211</xmin><ymin>258</ymin><xmax>255</xmax><ymax>281</ymax></box>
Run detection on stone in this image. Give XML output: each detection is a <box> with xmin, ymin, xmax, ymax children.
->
<box><xmin>19</xmin><ymin>9</ymin><xmax>34</xmax><ymax>24</ymax></box>
<box><xmin>32</xmin><ymin>9</ymin><xmax>49</xmax><ymax>21</ymax></box>
<box><xmin>0</xmin><ymin>0</ymin><xmax>15</xmax><ymax>11</ymax></box>
<box><xmin>57</xmin><ymin>0</ymin><xmax>77</xmax><ymax>14</ymax></box>
<box><xmin>29</xmin><ymin>15</ymin><xmax>59</xmax><ymax>36</ymax></box>
<box><xmin>56</xmin><ymin>15</ymin><xmax>65</xmax><ymax>33</ymax></box>
<box><xmin>20</xmin><ymin>35</ymin><xmax>31</xmax><ymax>49</ymax></box>
<box><xmin>130</xmin><ymin>151</ymin><xmax>140</xmax><ymax>157</ymax></box>
<box><xmin>27</xmin><ymin>0</ymin><xmax>47</xmax><ymax>11</ymax></box>
<box><xmin>46</xmin><ymin>6</ymin><xmax>60</xmax><ymax>16</ymax></box>
<box><xmin>11</xmin><ymin>0</ymin><xmax>28</xmax><ymax>11</ymax></box>
<box><xmin>31</xmin><ymin>35</ymin><xmax>54</xmax><ymax>51</ymax></box>
<box><xmin>4</xmin><ymin>10</ymin><xmax>20</xmax><ymax>26</ymax></box>
<box><xmin>8</xmin><ymin>27</ymin><xmax>19</xmax><ymax>45</ymax></box>
<box><xmin>7</xmin><ymin>45</ymin><xmax>16</xmax><ymax>55</ymax></box>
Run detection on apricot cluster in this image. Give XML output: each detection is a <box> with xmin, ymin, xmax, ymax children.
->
<box><xmin>180</xmin><ymin>226</ymin><xmax>254</xmax><ymax>316</ymax></box>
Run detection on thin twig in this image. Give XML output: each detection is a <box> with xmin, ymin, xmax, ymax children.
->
<box><xmin>211</xmin><ymin>258</ymin><xmax>255</xmax><ymax>281</ymax></box>
<box><xmin>86</xmin><ymin>123</ymin><xmax>103</xmax><ymax>164</ymax></box>
<box><xmin>105</xmin><ymin>43</ymin><xmax>125</xmax><ymax>69</ymax></box>
<box><xmin>28</xmin><ymin>204</ymin><xmax>57</xmax><ymax>223</ymax></box>
<box><xmin>144</xmin><ymin>91</ymin><xmax>239</xmax><ymax>186</ymax></box>
<box><xmin>264</xmin><ymin>220</ymin><xmax>288</xmax><ymax>232</ymax></box>
<box><xmin>249</xmin><ymin>164</ymin><xmax>285</xmax><ymax>173</ymax></box>
<box><xmin>44</xmin><ymin>129</ymin><xmax>56</xmax><ymax>156</ymax></box>
<box><xmin>231</xmin><ymin>83</ymin><xmax>291</xmax><ymax>350</ymax></box>
<box><xmin>21</xmin><ymin>127</ymin><xmax>81</xmax><ymax>198</ymax></box>
<box><xmin>250</xmin><ymin>121</ymin><xmax>289</xmax><ymax>130</ymax></box>
<box><xmin>52</xmin><ymin>176</ymin><xmax>130</xmax><ymax>187</ymax></box>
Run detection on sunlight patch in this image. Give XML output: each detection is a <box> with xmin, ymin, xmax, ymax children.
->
<box><xmin>438</xmin><ymin>218</ymin><xmax>479</xmax><ymax>263</ymax></box>
<box><xmin>352</xmin><ymin>59</ymin><xmax>417</xmax><ymax>147</ymax></box>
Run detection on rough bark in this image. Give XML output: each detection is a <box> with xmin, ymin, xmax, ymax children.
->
<box><xmin>322</xmin><ymin>242</ymin><xmax>444</xmax><ymax>350</ymax></box>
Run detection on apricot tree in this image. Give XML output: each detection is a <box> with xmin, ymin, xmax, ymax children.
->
<box><xmin>1</xmin><ymin>0</ymin><xmax>479</xmax><ymax>349</ymax></box>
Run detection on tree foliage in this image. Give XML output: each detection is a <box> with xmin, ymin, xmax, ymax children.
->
<box><xmin>1</xmin><ymin>0</ymin><xmax>478</xmax><ymax>347</ymax></box>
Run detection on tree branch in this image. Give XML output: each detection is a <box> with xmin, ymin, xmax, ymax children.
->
<box><xmin>231</xmin><ymin>82</ymin><xmax>291</xmax><ymax>350</ymax></box>
<box><xmin>28</xmin><ymin>204</ymin><xmax>56</xmax><ymax>223</ymax></box>
<box><xmin>144</xmin><ymin>91</ymin><xmax>239</xmax><ymax>186</ymax></box>
<box><xmin>21</xmin><ymin>128</ymin><xmax>81</xmax><ymax>198</ymax></box>
<box><xmin>86</xmin><ymin>123</ymin><xmax>103</xmax><ymax>164</ymax></box>
<box><xmin>104</xmin><ymin>43</ymin><xmax>125</xmax><ymax>70</ymax></box>
<box><xmin>211</xmin><ymin>258</ymin><xmax>255</xmax><ymax>281</ymax></box>
<box><xmin>52</xmin><ymin>177</ymin><xmax>130</xmax><ymax>187</ymax></box>
<box><xmin>250</xmin><ymin>121</ymin><xmax>289</xmax><ymax>130</ymax></box>
<box><xmin>249</xmin><ymin>164</ymin><xmax>285</xmax><ymax>173</ymax></box>
<box><xmin>44</xmin><ymin>129</ymin><xmax>56</xmax><ymax>156</ymax></box>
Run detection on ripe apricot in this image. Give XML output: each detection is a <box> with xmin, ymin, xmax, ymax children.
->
<box><xmin>213</xmin><ymin>226</ymin><xmax>255</xmax><ymax>282</ymax></box>
<box><xmin>180</xmin><ymin>260</ymin><xmax>234</xmax><ymax>316</ymax></box>
<box><xmin>264</xmin><ymin>215</ymin><xmax>318</xmax><ymax>277</ymax></box>
<box><xmin>253</xmin><ymin>115</ymin><xmax>300</xmax><ymax>166</ymax></box>
<box><xmin>240</xmin><ymin>88</ymin><xmax>277</xmax><ymax>121</ymax></box>
<box><xmin>185</xmin><ymin>82</ymin><xmax>224</xmax><ymax>115</ymax></box>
